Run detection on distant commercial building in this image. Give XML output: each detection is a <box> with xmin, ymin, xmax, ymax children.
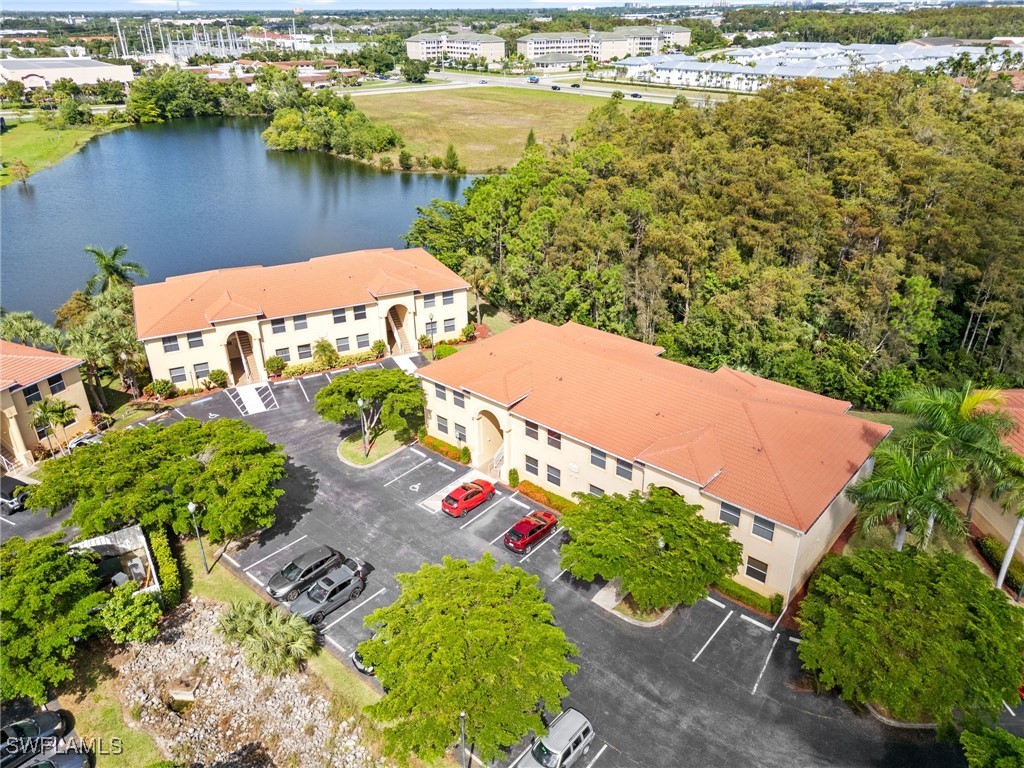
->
<box><xmin>517</xmin><ymin>25</ymin><xmax>691</xmax><ymax>63</ymax></box>
<box><xmin>0</xmin><ymin>57</ymin><xmax>134</xmax><ymax>90</ymax></box>
<box><xmin>406</xmin><ymin>31</ymin><xmax>505</xmax><ymax>64</ymax></box>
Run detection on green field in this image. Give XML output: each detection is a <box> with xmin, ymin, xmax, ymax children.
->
<box><xmin>0</xmin><ymin>119</ymin><xmax>127</xmax><ymax>186</ymax></box>
<box><xmin>850</xmin><ymin>410</ymin><xmax>919</xmax><ymax>442</ymax></box>
<box><xmin>354</xmin><ymin>87</ymin><xmax>626</xmax><ymax>173</ymax></box>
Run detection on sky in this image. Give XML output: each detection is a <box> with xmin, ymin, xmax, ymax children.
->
<box><xmin>3</xmin><ymin>0</ymin><xmax>725</xmax><ymax>11</ymax></box>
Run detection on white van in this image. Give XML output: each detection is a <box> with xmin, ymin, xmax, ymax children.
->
<box><xmin>519</xmin><ymin>708</ymin><xmax>594</xmax><ymax>768</ymax></box>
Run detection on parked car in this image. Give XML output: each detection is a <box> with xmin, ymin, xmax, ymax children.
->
<box><xmin>479</xmin><ymin>79</ymin><xmax>488</xmax><ymax>84</ymax></box>
<box><xmin>571</xmin><ymin>83</ymin><xmax>581</xmax><ymax>88</ymax></box>
<box><xmin>0</xmin><ymin>711</ymin><xmax>69</xmax><ymax>768</ymax></box>
<box><xmin>630</xmin><ymin>92</ymin><xmax>642</xmax><ymax>99</ymax></box>
<box><xmin>441</xmin><ymin>479</ymin><xmax>496</xmax><ymax>518</ymax></box>
<box><xmin>266</xmin><ymin>545</ymin><xmax>343</xmax><ymax>601</ymax></box>
<box><xmin>0</xmin><ymin>476</ymin><xmax>28</xmax><ymax>515</ymax></box>
<box><xmin>67</xmin><ymin>432</ymin><xmax>102</xmax><ymax>451</ymax></box>
<box><xmin>291</xmin><ymin>558</ymin><xmax>366</xmax><ymax>624</ymax></box>
<box><xmin>504</xmin><ymin>510</ymin><xmax>559</xmax><ymax>554</ymax></box>
<box><xmin>551</xmin><ymin>85</ymin><xmax>561</xmax><ymax>91</ymax></box>
<box><xmin>351</xmin><ymin>631</ymin><xmax>377</xmax><ymax>676</ymax></box>
<box><xmin>24</xmin><ymin>752</ymin><xmax>89</xmax><ymax>768</ymax></box>
<box><xmin>520</xmin><ymin>708</ymin><xmax>593</xmax><ymax>768</ymax></box>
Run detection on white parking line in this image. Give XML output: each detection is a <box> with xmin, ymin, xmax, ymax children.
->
<box><xmin>296</xmin><ymin>378</ymin><xmax>309</xmax><ymax>402</ymax></box>
<box><xmin>243</xmin><ymin>535</ymin><xmax>308</xmax><ymax>571</ymax></box>
<box><xmin>324</xmin><ymin>372</ymin><xmax>332</xmax><ymax>380</ymax></box>
<box><xmin>520</xmin><ymin>527</ymin><xmax>563</xmax><ymax>562</ymax></box>
<box><xmin>246</xmin><ymin>571</ymin><xmax>263</xmax><ymax>585</ymax></box>
<box><xmin>459</xmin><ymin>493</ymin><xmax>503</xmax><ymax>529</ymax></box>
<box><xmin>551</xmin><ymin>568</ymin><xmax>567</xmax><ymax>582</ymax></box>
<box><xmin>693</xmin><ymin>610</ymin><xmax>733</xmax><ymax>662</ymax></box>
<box><xmin>222</xmin><ymin>553</ymin><xmax>240</xmax><ymax>567</ymax></box>
<box><xmin>751</xmin><ymin>633</ymin><xmax>781</xmax><ymax>695</ymax></box>
<box><xmin>0</xmin><ymin>516</ymin><xmax>15</xmax><ymax>526</ymax></box>
<box><xmin>490</xmin><ymin>528</ymin><xmax>510</xmax><ymax>545</ymax></box>
<box><xmin>436</xmin><ymin>462</ymin><xmax>457</xmax><ymax>472</ymax></box>
<box><xmin>384</xmin><ymin>458</ymin><xmax>433</xmax><ymax>487</ymax></box>
<box><xmin>322</xmin><ymin>587</ymin><xmax>386</xmax><ymax>631</ymax></box>
<box><xmin>410</xmin><ymin>448</ymin><xmax>426</xmax><ymax>457</ymax></box>
<box><xmin>740</xmin><ymin>614</ymin><xmax>773</xmax><ymax>632</ymax></box>
<box><xmin>174</xmin><ymin>408</ymin><xmax>186</xmax><ymax>419</ymax></box>
<box><xmin>789</xmin><ymin>636</ymin><xmax>801</xmax><ymax>644</ymax></box>
<box><xmin>507</xmin><ymin>494</ymin><xmax>529</xmax><ymax>509</ymax></box>
<box><xmin>325</xmin><ymin>636</ymin><xmax>346</xmax><ymax>653</ymax></box>
<box><xmin>508</xmin><ymin>747</ymin><xmax>530</xmax><ymax>768</ymax></box>
<box><xmin>191</xmin><ymin>396</ymin><xmax>212</xmax><ymax>405</ymax></box>
<box><xmin>583</xmin><ymin>744</ymin><xmax>608</xmax><ymax>768</ymax></box>
<box><xmin>1005</xmin><ymin>701</ymin><xmax>1018</xmax><ymax>716</ymax></box>
<box><xmin>705</xmin><ymin>596</ymin><xmax>726</xmax><ymax>609</ymax></box>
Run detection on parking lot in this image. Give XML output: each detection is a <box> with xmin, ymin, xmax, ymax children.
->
<box><xmin>70</xmin><ymin>364</ymin><xmax>1010</xmax><ymax>766</ymax></box>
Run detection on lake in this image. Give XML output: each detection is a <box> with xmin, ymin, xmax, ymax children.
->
<box><xmin>0</xmin><ymin>118</ymin><xmax>473</xmax><ymax>321</ymax></box>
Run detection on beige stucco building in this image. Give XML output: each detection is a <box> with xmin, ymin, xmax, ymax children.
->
<box><xmin>405</xmin><ymin>32</ymin><xmax>506</xmax><ymax>64</ymax></box>
<box><xmin>517</xmin><ymin>25</ymin><xmax>691</xmax><ymax>63</ymax></box>
<box><xmin>0</xmin><ymin>57</ymin><xmax>134</xmax><ymax>90</ymax></box>
<box><xmin>133</xmin><ymin>248</ymin><xmax>470</xmax><ymax>388</ymax></box>
<box><xmin>418</xmin><ymin>320</ymin><xmax>889</xmax><ymax>604</ymax></box>
<box><xmin>1</xmin><ymin>340</ymin><xmax>93</xmax><ymax>467</ymax></box>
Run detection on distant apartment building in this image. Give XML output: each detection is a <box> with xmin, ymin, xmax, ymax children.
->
<box><xmin>0</xmin><ymin>57</ymin><xmax>134</xmax><ymax>90</ymax></box>
<box><xmin>133</xmin><ymin>248</ymin><xmax>470</xmax><ymax>388</ymax></box>
<box><xmin>517</xmin><ymin>25</ymin><xmax>690</xmax><ymax>63</ymax></box>
<box><xmin>1</xmin><ymin>341</ymin><xmax>93</xmax><ymax>467</ymax></box>
<box><xmin>405</xmin><ymin>32</ymin><xmax>505</xmax><ymax>64</ymax></box>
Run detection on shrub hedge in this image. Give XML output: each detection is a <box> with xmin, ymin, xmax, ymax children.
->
<box><xmin>517</xmin><ymin>480</ymin><xmax>577</xmax><ymax>513</ymax></box>
<box><xmin>435</xmin><ymin>343</ymin><xmax>458</xmax><ymax>360</ymax></box>
<box><xmin>147</xmin><ymin>526</ymin><xmax>182</xmax><ymax>608</ymax></box>
<box><xmin>713</xmin><ymin>577</ymin><xmax>783</xmax><ymax>617</ymax></box>
<box><xmin>420</xmin><ymin>435</ymin><xmax>462</xmax><ymax>462</ymax></box>
<box><xmin>459</xmin><ymin>445</ymin><xmax>471</xmax><ymax>464</ymax></box>
<box><xmin>977</xmin><ymin>535</ymin><xmax>1024</xmax><ymax>593</ymax></box>
<box><xmin>507</xmin><ymin>468</ymin><xmax>520</xmax><ymax>488</ymax></box>
<box><xmin>281</xmin><ymin>350</ymin><xmax>377</xmax><ymax>377</ymax></box>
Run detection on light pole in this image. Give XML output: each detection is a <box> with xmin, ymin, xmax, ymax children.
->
<box><xmin>357</xmin><ymin>397</ymin><xmax>369</xmax><ymax>458</ymax></box>
<box><xmin>460</xmin><ymin>711</ymin><xmax>467</xmax><ymax>768</ymax></box>
<box><xmin>429</xmin><ymin>313</ymin><xmax>436</xmax><ymax>360</ymax></box>
<box><xmin>188</xmin><ymin>501</ymin><xmax>209</xmax><ymax>575</ymax></box>
<box><xmin>120</xmin><ymin>351</ymin><xmax>138</xmax><ymax>399</ymax></box>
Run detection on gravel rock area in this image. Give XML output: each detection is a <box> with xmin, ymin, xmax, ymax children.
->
<box><xmin>120</xmin><ymin>598</ymin><xmax>392</xmax><ymax>768</ymax></box>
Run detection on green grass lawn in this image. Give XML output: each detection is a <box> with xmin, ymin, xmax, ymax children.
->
<box><xmin>339</xmin><ymin>429</ymin><xmax>406</xmax><ymax>465</ymax></box>
<box><xmin>354</xmin><ymin>87</ymin><xmax>629</xmax><ymax>173</ymax></box>
<box><xmin>850</xmin><ymin>410</ymin><xmax>918</xmax><ymax>442</ymax></box>
<box><xmin>843</xmin><ymin>520</ymin><xmax>988</xmax><ymax>570</ymax></box>
<box><xmin>480</xmin><ymin>303</ymin><xmax>515</xmax><ymax>336</ymax></box>
<box><xmin>0</xmin><ymin>119</ymin><xmax>128</xmax><ymax>186</ymax></box>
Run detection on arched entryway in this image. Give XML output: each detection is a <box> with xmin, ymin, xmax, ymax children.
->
<box><xmin>226</xmin><ymin>330</ymin><xmax>259</xmax><ymax>385</ymax></box>
<box><xmin>476</xmin><ymin>410</ymin><xmax>504</xmax><ymax>473</ymax></box>
<box><xmin>385</xmin><ymin>304</ymin><xmax>412</xmax><ymax>355</ymax></box>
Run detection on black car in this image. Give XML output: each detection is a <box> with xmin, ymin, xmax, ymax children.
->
<box><xmin>630</xmin><ymin>92</ymin><xmax>642</xmax><ymax>99</ymax></box>
<box><xmin>266</xmin><ymin>545</ymin><xmax>343</xmax><ymax>601</ymax></box>
<box><xmin>570</xmin><ymin>83</ymin><xmax>581</xmax><ymax>88</ymax></box>
<box><xmin>0</xmin><ymin>476</ymin><xmax>28</xmax><ymax>515</ymax></box>
<box><xmin>551</xmin><ymin>85</ymin><xmax>561</xmax><ymax>91</ymax></box>
<box><xmin>24</xmin><ymin>753</ymin><xmax>89</xmax><ymax>768</ymax></box>
<box><xmin>0</xmin><ymin>711</ymin><xmax>69</xmax><ymax>768</ymax></box>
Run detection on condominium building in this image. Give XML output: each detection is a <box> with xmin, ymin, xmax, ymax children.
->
<box><xmin>517</xmin><ymin>25</ymin><xmax>690</xmax><ymax>63</ymax></box>
<box><xmin>0</xmin><ymin>57</ymin><xmax>134</xmax><ymax>90</ymax></box>
<box><xmin>418</xmin><ymin>320</ymin><xmax>890</xmax><ymax>603</ymax></box>
<box><xmin>1</xmin><ymin>340</ymin><xmax>93</xmax><ymax>467</ymax></box>
<box><xmin>133</xmin><ymin>248</ymin><xmax>470</xmax><ymax>389</ymax></box>
<box><xmin>405</xmin><ymin>32</ymin><xmax>506</xmax><ymax>64</ymax></box>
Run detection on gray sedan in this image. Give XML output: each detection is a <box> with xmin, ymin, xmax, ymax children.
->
<box><xmin>0</xmin><ymin>711</ymin><xmax>68</xmax><ymax>768</ymax></box>
<box><xmin>266</xmin><ymin>545</ymin><xmax>343</xmax><ymax>601</ymax></box>
<box><xmin>290</xmin><ymin>559</ymin><xmax>366</xmax><ymax>625</ymax></box>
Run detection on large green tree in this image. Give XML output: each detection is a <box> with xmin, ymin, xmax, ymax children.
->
<box><xmin>24</xmin><ymin>418</ymin><xmax>287</xmax><ymax>542</ymax></box>
<box><xmin>314</xmin><ymin>368</ymin><xmax>424</xmax><ymax>448</ymax></box>
<box><xmin>357</xmin><ymin>554</ymin><xmax>578</xmax><ymax>763</ymax></box>
<box><xmin>960</xmin><ymin>725</ymin><xmax>1024</xmax><ymax>768</ymax></box>
<box><xmin>83</xmin><ymin>243</ymin><xmax>147</xmax><ymax>294</ymax></box>
<box><xmin>559</xmin><ymin>487</ymin><xmax>742</xmax><ymax>612</ymax></box>
<box><xmin>847</xmin><ymin>436</ymin><xmax>965</xmax><ymax>551</ymax></box>
<box><xmin>798</xmin><ymin>549</ymin><xmax>1024</xmax><ymax>727</ymax></box>
<box><xmin>0</xmin><ymin>535</ymin><xmax>108</xmax><ymax>703</ymax></box>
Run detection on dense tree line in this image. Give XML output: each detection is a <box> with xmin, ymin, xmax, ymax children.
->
<box><xmin>407</xmin><ymin>74</ymin><xmax>1024</xmax><ymax>407</ymax></box>
<box><xmin>721</xmin><ymin>6</ymin><xmax>1024</xmax><ymax>44</ymax></box>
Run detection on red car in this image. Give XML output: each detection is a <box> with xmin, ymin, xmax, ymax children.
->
<box><xmin>441</xmin><ymin>479</ymin><xmax>496</xmax><ymax>518</ymax></box>
<box><xmin>504</xmin><ymin>510</ymin><xmax>559</xmax><ymax>554</ymax></box>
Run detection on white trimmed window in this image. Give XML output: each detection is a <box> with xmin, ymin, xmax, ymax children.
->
<box><xmin>547</xmin><ymin>465</ymin><xmax>561</xmax><ymax>486</ymax></box>
<box><xmin>276</xmin><ymin>347</ymin><xmax>291</xmax><ymax>363</ymax></box>
<box><xmin>424</xmin><ymin>293</ymin><xmax>436</xmax><ymax>308</ymax></box>
<box><xmin>46</xmin><ymin>374</ymin><xmax>66</xmax><ymax>395</ymax></box>
<box><xmin>442</xmin><ymin>290</ymin><xmax>454</xmax><ymax>305</ymax></box>
<box><xmin>425</xmin><ymin>320</ymin><xmax>438</xmax><ymax>336</ymax></box>
<box><xmin>455</xmin><ymin>423</ymin><xmax>466</xmax><ymax>443</ymax></box>
<box><xmin>22</xmin><ymin>384</ymin><xmax>41</xmax><ymax>406</ymax></box>
<box><xmin>720</xmin><ymin>502</ymin><xmax>741</xmax><ymax>527</ymax></box>
<box><xmin>187</xmin><ymin>331</ymin><xmax>204</xmax><ymax>349</ymax></box>
<box><xmin>591</xmin><ymin>448</ymin><xmax>606</xmax><ymax>469</ymax></box>
<box><xmin>616</xmin><ymin>458</ymin><xmax>633</xmax><ymax>480</ymax></box>
<box><xmin>336</xmin><ymin>337</ymin><xmax>350</xmax><ymax>352</ymax></box>
<box><xmin>353</xmin><ymin>305</ymin><xmax>367</xmax><ymax>320</ymax></box>
<box><xmin>298</xmin><ymin>344</ymin><xmax>312</xmax><ymax>360</ymax></box>
<box><xmin>357</xmin><ymin>333</ymin><xmax>370</xmax><ymax>348</ymax></box>
<box><xmin>745</xmin><ymin>556</ymin><xmax>769</xmax><ymax>584</ymax></box>
<box><xmin>453</xmin><ymin>391</ymin><xmax>465</xmax><ymax>408</ymax></box>
<box><xmin>437</xmin><ymin>415</ymin><xmax>448</xmax><ymax>434</ymax></box>
<box><xmin>194</xmin><ymin>362</ymin><xmax>210</xmax><ymax>380</ymax></box>
<box><xmin>271</xmin><ymin>318</ymin><xmax>286</xmax><ymax>334</ymax></box>
<box><xmin>333</xmin><ymin>308</ymin><xmax>346</xmax><ymax>323</ymax></box>
<box><xmin>589</xmin><ymin>485</ymin><xmax>604</xmax><ymax>497</ymax></box>
<box><xmin>169</xmin><ymin>367</ymin><xmax>187</xmax><ymax>384</ymax></box>
<box><xmin>525</xmin><ymin>421</ymin><xmax>539</xmax><ymax>439</ymax></box>
<box><xmin>435</xmin><ymin>383</ymin><xmax>446</xmax><ymax>401</ymax></box>
<box><xmin>752</xmin><ymin>516</ymin><xmax>775</xmax><ymax>542</ymax></box>
<box><xmin>162</xmin><ymin>335</ymin><xmax>179</xmax><ymax>352</ymax></box>
<box><xmin>293</xmin><ymin>314</ymin><xmax>308</xmax><ymax>330</ymax></box>
<box><xmin>525</xmin><ymin>455</ymin><xmax>538</xmax><ymax>475</ymax></box>
<box><xmin>444</xmin><ymin>318</ymin><xmax>456</xmax><ymax>333</ymax></box>
<box><xmin>547</xmin><ymin>429</ymin><xmax>561</xmax><ymax>449</ymax></box>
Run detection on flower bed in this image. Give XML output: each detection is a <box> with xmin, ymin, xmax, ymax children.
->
<box><xmin>515</xmin><ymin>480</ymin><xmax>577</xmax><ymax>513</ymax></box>
<box><xmin>713</xmin><ymin>577</ymin><xmax>783</xmax><ymax>618</ymax></box>
<box><xmin>419</xmin><ymin>435</ymin><xmax>465</xmax><ymax>463</ymax></box>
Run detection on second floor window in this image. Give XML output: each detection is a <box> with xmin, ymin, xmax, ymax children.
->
<box><xmin>293</xmin><ymin>314</ymin><xmax>307</xmax><ymax>330</ymax></box>
<box><xmin>271</xmin><ymin>318</ymin><xmax>286</xmax><ymax>334</ymax></box>
<box><xmin>353</xmin><ymin>305</ymin><xmax>367</xmax><ymax>320</ymax></box>
<box><xmin>547</xmin><ymin>429</ymin><xmax>561</xmax><ymax>449</ymax></box>
<box><xmin>162</xmin><ymin>335</ymin><xmax>179</xmax><ymax>352</ymax></box>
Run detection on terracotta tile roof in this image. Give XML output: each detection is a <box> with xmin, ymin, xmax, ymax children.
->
<box><xmin>1003</xmin><ymin>390</ymin><xmax>1024</xmax><ymax>458</ymax></box>
<box><xmin>0</xmin><ymin>340</ymin><xmax>83</xmax><ymax>392</ymax></box>
<box><xmin>133</xmin><ymin>248</ymin><xmax>469</xmax><ymax>340</ymax></box>
<box><xmin>420</xmin><ymin>320</ymin><xmax>891</xmax><ymax>531</ymax></box>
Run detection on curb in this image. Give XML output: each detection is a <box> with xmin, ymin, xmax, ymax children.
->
<box><xmin>592</xmin><ymin>580</ymin><xmax>675</xmax><ymax>627</ymax></box>
<box><xmin>336</xmin><ymin>441</ymin><xmax>408</xmax><ymax>469</ymax></box>
<box><xmin>608</xmin><ymin>604</ymin><xmax>676</xmax><ymax>628</ymax></box>
<box><xmin>865</xmin><ymin>703</ymin><xmax>936</xmax><ymax>730</ymax></box>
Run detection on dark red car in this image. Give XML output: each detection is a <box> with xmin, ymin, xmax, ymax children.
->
<box><xmin>504</xmin><ymin>510</ymin><xmax>559</xmax><ymax>554</ymax></box>
<box><xmin>441</xmin><ymin>479</ymin><xmax>496</xmax><ymax>518</ymax></box>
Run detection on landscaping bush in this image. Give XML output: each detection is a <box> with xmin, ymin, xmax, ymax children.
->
<box><xmin>218</xmin><ymin>600</ymin><xmax>317</xmax><ymax>676</ymax></box>
<box><xmin>435</xmin><ymin>343</ymin><xmax>458</xmax><ymax>360</ymax></box>
<box><xmin>459</xmin><ymin>445</ymin><xmax>471</xmax><ymax>464</ymax></box>
<box><xmin>264</xmin><ymin>355</ymin><xmax>286</xmax><ymax>376</ymax></box>
<box><xmin>507</xmin><ymin>468</ymin><xmax>520</xmax><ymax>488</ymax></box>
<box><xmin>462</xmin><ymin>323</ymin><xmax>476</xmax><ymax>342</ymax></box>
<box><xmin>282</xmin><ymin>350</ymin><xmax>376</xmax><ymax>377</ymax></box>
<box><xmin>417</xmin><ymin>425</ymin><xmax>428</xmax><ymax>441</ymax></box>
<box><xmin>208</xmin><ymin>369</ymin><xmax>228</xmax><ymax>388</ymax></box>
<box><xmin>977</xmin><ymin>535</ymin><xmax>1024</xmax><ymax>593</ymax></box>
<box><xmin>147</xmin><ymin>526</ymin><xmax>181</xmax><ymax>608</ymax></box>
<box><xmin>147</xmin><ymin>379</ymin><xmax>178</xmax><ymax>399</ymax></box>
<box><xmin>418</xmin><ymin>334</ymin><xmax>433</xmax><ymax>349</ymax></box>
<box><xmin>313</xmin><ymin>338</ymin><xmax>341</xmax><ymax>369</ymax></box>
<box><xmin>421</xmin><ymin>435</ymin><xmax>462</xmax><ymax>462</ymax></box>
<box><xmin>713</xmin><ymin>577</ymin><xmax>782</xmax><ymax>617</ymax></box>
<box><xmin>371</xmin><ymin>339</ymin><xmax>387</xmax><ymax>359</ymax></box>
<box><xmin>518</xmin><ymin>480</ymin><xmax>577</xmax><ymax>513</ymax></box>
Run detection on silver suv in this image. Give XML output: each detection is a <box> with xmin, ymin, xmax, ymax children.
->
<box><xmin>521</xmin><ymin>708</ymin><xmax>594</xmax><ymax>768</ymax></box>
<box><xmin>290</xmin><ymin>559</ymin><xmax>366</xmax><ymax>625</ymax></box>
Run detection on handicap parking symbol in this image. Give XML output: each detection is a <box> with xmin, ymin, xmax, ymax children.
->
<box><xmin>409</xmin><ymin>482</ymin><xmax>421</xmax><ymax>492</ymax></box>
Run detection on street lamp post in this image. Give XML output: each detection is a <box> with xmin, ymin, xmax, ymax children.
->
<box><xmin>188</xmin><ymin>501</ymin><xmax>210</xmax><ymax>574</ymax></box>
<box><xmin>357</xmin><ymin>397</ymin><xmax>369</xmax><ymax>458</ymax></box>
<box><xmin>120</xmin><ymin>351</ymin><xmax>138</xmax><ymax>399</ymax></box>
<box><xmin>460</xmin><ymin>711</ymin><xmax>468</xmax><ymax>768</ymax></box>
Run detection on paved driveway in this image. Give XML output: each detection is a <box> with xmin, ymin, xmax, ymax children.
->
<box><xmin>105</xmin><ymin>367</ymin><xmax>1017</xmax><ymax>766</ymax></box>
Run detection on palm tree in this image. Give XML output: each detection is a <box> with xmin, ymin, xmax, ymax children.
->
<box><xmin>83</xmin><ymin>244</ymin><xmax>146</xmax><ymax>294</ymax></box>
<box><xmin>847</xmin><ymin>436</ymin><xmax>966</xmax><ymax>551</ymax></box>
<box><xmin>66</xmin><ymin>326</ymin><xmax>110</xmax><ymax>412</ymax></box>
<box><xmin>0</xmin><ymin>311</ymin><xmax>53</xmax><ymax>348</ymax></box>
<box><xmin>217</xmin><ymin>600</ymin><xmax>317</xmax><ymax>676</ymax></box>
<box><xmin>993</xmin><ymin>456</ymin><xmax>1024</xmax><ymax>591</ymax></box>
<box><xmin>48</xmin><ymin>398</ymin><xmax>80</xmax><ymax>450</ymax></box>
<box><xmin>896</xmin><ymin>382</ymin><xmax>1017</xmax><ymax>527</ymax></box>
<box><xmin>460</xmin><ymin>254</ymin><xmax>498</xmax><ymax>325</ymax></box>
<box><xmin>30</xmin><ymin>399</ymin><xmax>61</xmax><ymax>457</ymax></box>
